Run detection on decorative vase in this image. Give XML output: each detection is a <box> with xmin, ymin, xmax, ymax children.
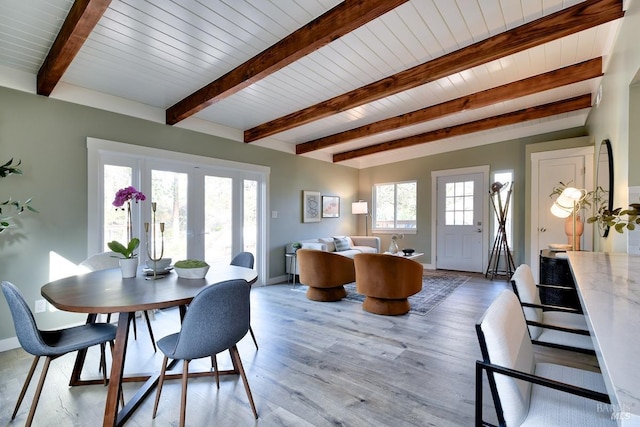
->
<box><xmin>564</xmin><ymin>215</ymin><xmax>584</xmax><ymax>251</ymax></box>
<box><xmin>119</xmin><ymin>258</ymin><xmax>138</xmax><ymax>278</ymax></box>
<box><xmin>389</xmin><ymin>240</ymin><xmax>399</xmax><ymax>254</ymax></box>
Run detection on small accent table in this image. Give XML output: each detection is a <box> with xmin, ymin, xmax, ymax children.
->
<box><xmin>539</xmin><ymin>249</ymin><xmax>580</xmax><ymax>311</ymax></box>
<box><xmin>285</xmin><ymin>252</ymin><xmax>297</xmax><ymax>288</ymax></box>
<box><xmin>384</xmin><ymin>251</ymin><xmax>424</xmax><ymax>261</ymax></box>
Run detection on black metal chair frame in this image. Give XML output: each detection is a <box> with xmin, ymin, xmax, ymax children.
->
<box><xmin>511</xmin><ymin>280</ymin><xmax>595</xmax><ymax>355</ymax></box>
<box><xmin>475</xmin><ymin>322</ymin><xmax>610</xmax><ymax>427</ymax></box>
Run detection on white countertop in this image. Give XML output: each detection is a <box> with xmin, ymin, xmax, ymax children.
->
<box><xmin>567</xmin><ymin>251</ymin><xmax>640</xmax><ymax>426</ymax></box>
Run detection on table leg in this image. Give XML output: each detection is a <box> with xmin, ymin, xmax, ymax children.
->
<box><xmin>69</xmin><ymin>313</ymin><xmax>98</xmax><ymax>385</ymax></box>
<box><xmin>103</xmin><ymin>312</ymin><xmax>132</xmax><ymax>427</ymax></box>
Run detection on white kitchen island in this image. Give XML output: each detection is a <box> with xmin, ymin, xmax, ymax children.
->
<box><xmin>567</xmin><ymin>251</ymin><xmax>640</xmax><ymax>426</ymax></box>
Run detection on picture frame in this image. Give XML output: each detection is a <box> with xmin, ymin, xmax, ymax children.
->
<box><xmin>302</xmin><ymin>190</ymin><xmax>321</xmax><ymax>223</ymax></box>
<box><xmin>322</xmin><ymin>195</ymin><xmax>340</xmax><ymax>218</ymax></box>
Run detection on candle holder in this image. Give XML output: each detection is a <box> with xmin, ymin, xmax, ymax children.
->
<box><xmin>145</xmin><ymin>202</ymin><xmax>165</xmax><ymax>280</ymax></box>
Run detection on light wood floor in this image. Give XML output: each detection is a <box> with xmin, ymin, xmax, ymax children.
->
<box><xmin>0</xmin><ymin>273</ymin><xmax>599</xmax><ymax>426</ymax></box>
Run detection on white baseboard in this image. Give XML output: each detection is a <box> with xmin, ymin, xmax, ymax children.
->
<box><xmin>0</xmin><ymin>336</ymin><xmax>20</xmax><ymax>352</ymax></box>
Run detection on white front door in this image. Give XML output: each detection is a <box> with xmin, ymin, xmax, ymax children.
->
<box><xmin>435</xmin><ymin>171</ymin><xmax>486</xmax><ymax>272</ymax></box>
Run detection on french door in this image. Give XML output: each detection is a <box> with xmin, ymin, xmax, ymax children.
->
<box><xmin>88</xmin><ymin>138</ymin><xmax>268</xmax><ymax>284</ymax></box>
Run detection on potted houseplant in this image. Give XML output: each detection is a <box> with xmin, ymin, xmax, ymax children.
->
<box><xmin>1</xmin><ymin>158</ymin><xmax>38</xmax><ymax>234</ymax></box>
<box><xmin>108</xmin><ymin>238</ymin><xmax>140</xmax><ymax>278</ymax></box>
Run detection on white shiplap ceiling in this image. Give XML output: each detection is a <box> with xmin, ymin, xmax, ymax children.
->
<box><xmin>0</xmin><ymin>0</ymin><xmax>626</xmax><ymax>168</ymax></box>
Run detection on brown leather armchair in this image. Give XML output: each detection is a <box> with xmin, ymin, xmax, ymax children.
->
<box><xmin>354</xmin><ymin>253</ymin><xmax>423</xmax><ymax>315</ymax></box>
<box><xmin>297</xmin><ymin>249</ymin><xmax>355</xmax><ymax>301</ymax></box>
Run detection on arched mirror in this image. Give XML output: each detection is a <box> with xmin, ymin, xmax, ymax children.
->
<box><xmin>595</xmin><ymin>138</ymin><xmax>614</xmax><ymax>237</ymax></box>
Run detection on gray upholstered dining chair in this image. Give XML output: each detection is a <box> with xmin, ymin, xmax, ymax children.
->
<box><xmin>152</xmin><ymin>279</ymin><xmax>258</xmax><ymax>426</ymax></box>
<box><xmin>80</xmin><ymin>251</ymin><xmax>157</xmax><ymax>352</ymax></box>
<box><xmin>475</xmin><ymin>289</ymin><xmax>613</xmax><ymax>426</ymax></box>
<box><xmin>510</xmin><ymin>264</ymin><xmax>593</xmax><ymax>354</ymax></box>
<box><xmin>1</xmin><ymin>281</ymin><xmax>117</xmax><ymax>427</ymax></box>
<box><xmin>230</xmin><ymin>251</ymin><xmax>258</xmax><ymax>350</ymax></box>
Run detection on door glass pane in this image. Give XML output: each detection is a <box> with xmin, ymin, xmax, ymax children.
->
<box><xmin>103</xmin><ymin>165</ymin><xmax>132</xmax><ymax>251</ymax></box>
<box><xmin>243</xmin><ymin>180</ymin><xmax>257</xmax><ymax>257</ymax></box>
<box><xmin>150</xmin><ymin>170</ymin><xmax>188</xmax><ymax>262</ymax></box>
<box><xmin>445</xmin><ymin>180</ymin><xmax>474</xmax><ymax>225</ymax></box>
<box><xmin>204</xmin><ymin>176</ymin><xmax>233</xmax><ymax>264</ymax></box>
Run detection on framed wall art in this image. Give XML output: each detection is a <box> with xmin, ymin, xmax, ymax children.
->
<box><xmin>302</xmin><ymin>190</ymin><xmax>321</xmax><ymax>223</ymax></box>
<box><xmin>322</xmin><ymin>195</ymin><xmax>340</xmax><ymax>218</ymax></box>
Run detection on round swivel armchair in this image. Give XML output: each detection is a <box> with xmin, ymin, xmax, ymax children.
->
<box><xmin>297</xmin><ymin>249</ymin><xmax>355</xmax><ymax>301</ymax></box>
<box><xmin>354</xmin><ymin>253</ymin><xmax>423</xmax><ymax>315</ymax></box>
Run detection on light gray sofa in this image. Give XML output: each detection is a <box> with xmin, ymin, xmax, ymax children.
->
<box><xmin>285</xmin><ymin>236</ymin><xmax>380</xmax><ymax>275</ymax></box>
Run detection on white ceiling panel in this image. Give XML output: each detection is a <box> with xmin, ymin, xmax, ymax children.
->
<box><xmin>0</xmin><ymin>0</ymin><xmax>625</xmax><ymax>168</ymax></box>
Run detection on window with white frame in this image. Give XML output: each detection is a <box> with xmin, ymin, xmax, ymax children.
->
<box><xmin>87</xmin><ymin>138</ymin><xmax>269</xmax><ymax>279</ymax></box>
<box><xmin>373</xmin><ymin>181</ymin><xmax>417</xmax><ymax>231</ymax></box>
<box><xmin>492</xmin><ymin>171</ymin><xmax>513</xmax><ymax>247</ymax></box>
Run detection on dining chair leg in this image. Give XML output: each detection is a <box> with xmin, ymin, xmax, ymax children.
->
<box><xmin>248</xmin><ymin>326</ymin><xmax>258</xmax><ymax>350</ymax></box>
<box><xmin>211</xmin><ymin>354</ymin><xmax>220</xmax><ymax>389</ymax></box>
<box><xmin>99</xmin><ymin>342</ymin><xmax>107</xmax><ymax>385</ymax></box>
<box><xmin>25</xmin><ymin>356</ymin><xmax>52</xmax><ymax>427</ymax></box>
<box><xmin>152</xmin><ymin>355</ymin><xmax>169</xmax><ymax>419</ymax></box>
<box><xmin>12</xmin><ymin>356</ymin><xmax>40</xmax><ymax>420</ymax></box>
<box><xmin>131</xmin><ymin>313</ymin><xmax>138</xmax><ymax>340</ymax></box>
<box><xmin>180</xmin><ymin>360</ymin><xmax>190</xmax><ymax>427</ymax></box>
<box><xmin>143</xmin><ymin>310</ymin><xmax>157</xmax><ymax>352</ymax></box>
<box><xmin>229</xmin><ymin>345</ymin><xmax>258</xmax><ymax>419</ymax></box>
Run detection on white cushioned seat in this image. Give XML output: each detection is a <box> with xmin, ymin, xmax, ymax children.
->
<box><xmin>511</xmin><ymin>264</ymin><xmax>593</xmax><ymax>352</ymax></box>
<box><xmin>522</xmin><ymin>363</ymin><xmax>612</xmax><ymax>426</ymax></box>
<box><xmin>476</xmin><ymin>290</ymin><xmax>613</xmax><ymax>426</ymax></box>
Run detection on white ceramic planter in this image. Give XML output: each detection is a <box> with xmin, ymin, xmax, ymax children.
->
<box><xmin>119</xmin><ymin>258</ymin><xmax>138</xmax><ymax>278</ymax></box>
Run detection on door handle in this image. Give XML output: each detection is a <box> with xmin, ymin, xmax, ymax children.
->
<box><xmin>476</xmin><ymin>228</ymin><xmax>482</xmax><ymax>233</ymax></box>
<box><xmin>540</xmin><ymin>227</ymin><xmax>546</xmax><ymax>232</ymax></box>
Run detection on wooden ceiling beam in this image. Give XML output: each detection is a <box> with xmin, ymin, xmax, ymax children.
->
<box><xmin>332</xmin><ymin>94</ymin><xmax>593</xmax><ymax>163</ymax></box>
<box><xmin>297</xmin><ymin>57</ymin><xmax>602</xmax><ymax>154</ymax></box>
<box><xmin>246</xmin><ymin>0</ymin><xmax>623</xmax><ymax>143</ymax></box>
<box><xmin>37</xmin><ymin>0</ymin><xmax>112</xmax><ymax>96</ymax></box>
<box><xmin>166</xmin><ymin>0</ymin><xmax>409</xmax><ymax>125</ymax></box>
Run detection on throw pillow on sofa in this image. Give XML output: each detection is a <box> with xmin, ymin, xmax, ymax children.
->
<box><xmin>318</xmin><ymin>237</ymin><xmax>336</xmax><ymax>252</ymax></box>
<box><xmin>333</xmin><ymin>236</ymin><xmax>351</xmax><ymax>252</ymax></box>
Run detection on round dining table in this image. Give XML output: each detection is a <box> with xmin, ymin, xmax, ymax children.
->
<box><xmin>41</xmin><ymin>265</ymin><xmax>258</xmax><ymax>427</ymax></box>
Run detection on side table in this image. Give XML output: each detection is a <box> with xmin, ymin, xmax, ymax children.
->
<box><xmin>285</xmin><ymin>252</ymin><xmax>297</xmax><ymax>288</ymax></box>
<box><xmin>539</xmin><ymin>249</ymin><xmax>581</xmax><ymax>311</ymax></box>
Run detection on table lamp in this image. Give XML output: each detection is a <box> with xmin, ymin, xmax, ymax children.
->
<box><xmin>352</xmin><ymin>200</ymin><xmax>369</xmax><ymax>236</ymax></box>
<box><xmin>550</xmin><ymin>187</ymin><xmax>585</xmax><ymax>250</ymax></box>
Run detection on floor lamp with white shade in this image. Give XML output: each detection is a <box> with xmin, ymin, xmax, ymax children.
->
<box><xmin>352</xmin><ymin>201</ymin><xmax>369</xmax><ymax>236</ymax></box>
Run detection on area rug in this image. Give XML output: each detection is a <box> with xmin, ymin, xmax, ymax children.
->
<box><xmin>294</xmin><ymin>272</ymin><xmax>470</xmax><ymax>316</ymax></box>
<box><xmin>343</xmin><ymin>272</ymin><xmax>470</xmax><ymax>316</ymax></box>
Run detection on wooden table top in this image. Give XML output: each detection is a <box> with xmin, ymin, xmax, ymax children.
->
<box><xmin>41</xmin><ymin>265</ymin><xmax>258</xmax><ymax>314</ymax></box>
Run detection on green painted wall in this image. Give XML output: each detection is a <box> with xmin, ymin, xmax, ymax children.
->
<box><xmin>358</xmin><ymin>129</ymin><xmax>589</xmax><ymax>266</ymax></box>
<box><xmin>0</xmin><ymin>86</ymin><xmax>358</xmax><ymax>340</ymax></box>
<box><xmin>585</xmin><ymin>0</ymin><xmax>640</xmax><ymax>253</ymax></box>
